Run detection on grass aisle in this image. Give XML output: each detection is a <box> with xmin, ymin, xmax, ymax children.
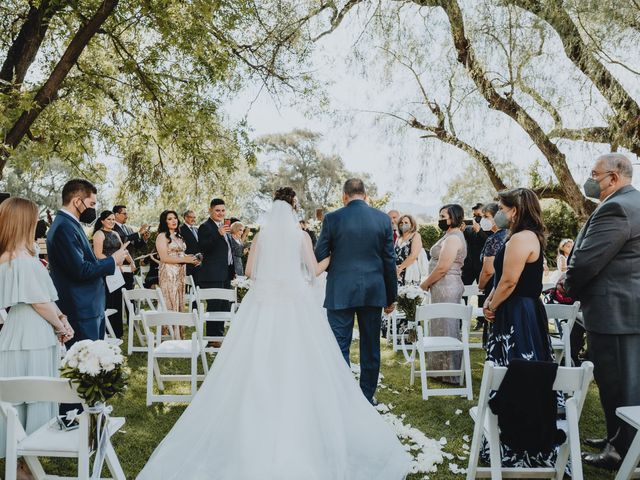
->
<box><xmin>1</xmin><ymin>335</ymin><xmax>615</xmax><ymax>479</ymax></box>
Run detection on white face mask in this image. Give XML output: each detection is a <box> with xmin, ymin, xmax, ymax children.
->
<box><xmin>480</xmin><ymin>218</ymin><xmax>493</xmax><ymax>231</ymax></box>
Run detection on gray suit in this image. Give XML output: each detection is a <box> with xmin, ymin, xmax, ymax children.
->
<box><xmin>565</xmin><ymin>184</ymin><xmax>640</xmax><ymax>455</ymax></box>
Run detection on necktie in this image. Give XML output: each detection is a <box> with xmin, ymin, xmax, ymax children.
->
<box><xmin>191</xmin><ymin>226</ymin><xmax>199</xmax><ymax>241</ymax></box>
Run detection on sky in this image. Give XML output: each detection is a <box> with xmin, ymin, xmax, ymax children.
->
<box><xmin>222</xmin><ymin>2</ymin><xmax>640</xmax><ymax>218</ymax></box>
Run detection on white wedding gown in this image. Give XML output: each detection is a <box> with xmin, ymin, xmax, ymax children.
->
<box><xmin>137</xmin><ymin>201</ymin><xmax>411</xmax><ymax>480</ymax></box>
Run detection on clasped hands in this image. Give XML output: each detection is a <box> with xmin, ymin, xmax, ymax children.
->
<box><xmin>56</xmin><ymin>314</ymin><xmax>74</xmax><ymax>343</ymax></box>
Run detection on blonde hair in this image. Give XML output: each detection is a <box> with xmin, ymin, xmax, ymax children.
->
<box><xmin>230</xmin><ymin>221</ymin><xmax>245</xmax><ymax>235</ymax></box>
<box><xmin>0</xmin><ymin>197</ymin><xmax>38</xmax><ymax>258</ymax></box>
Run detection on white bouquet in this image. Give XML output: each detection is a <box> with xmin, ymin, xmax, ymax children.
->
<box><xmin>397</xmin><ymin>285</ymin><xmax>428</xmax><ymax>320</ymax></box>
<box><xmin>231</xmin><ymin>276</ymin><xmax>253</xmax><ymax>302</ymax></box>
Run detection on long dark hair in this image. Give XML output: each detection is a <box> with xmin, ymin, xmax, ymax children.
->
<box><xmin>158</xmin><ymin>210</ymin><xmax>182</xmax><ymax>244</ymax></box>
<box><xmin>93</xmin><ymin>210</ymin><xmax>114</xmax><ymax>235</ymax></box>
<box><xmin>497</xmin><ymin>188</ymin><xmax>546</xmax><ymax>248</ymax></box>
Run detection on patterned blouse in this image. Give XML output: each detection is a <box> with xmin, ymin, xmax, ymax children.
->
<box><xmin>480</xmin><ymin>229</ymin><xmax>507</xmax><ymax>262</ymax></box>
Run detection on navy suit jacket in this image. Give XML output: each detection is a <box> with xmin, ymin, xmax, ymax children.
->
<box><xmin>47</xmin><ymin>211</ymin><xmax>115</xmax><ymax>326</ymax></box>
<box><xmin>315</xmin><ymin>200</ymin><xmax>397</xmax><ymax>310</ymax></box>
<box><xmin>198</xmin><ymin>218</ymin><xmax>235</xmax><ymax>283</ymax></box>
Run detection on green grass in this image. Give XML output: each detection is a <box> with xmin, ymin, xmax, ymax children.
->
<box><xmin>1</xmin><ymin>334</ymin><xmax>615</xmax><ymax>479</ymax></box>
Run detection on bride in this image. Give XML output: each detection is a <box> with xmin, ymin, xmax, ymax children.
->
<box><xmin>137</xmin><ymin>187</ymin><xmax>411</xmax><ymax>480</ymax></box>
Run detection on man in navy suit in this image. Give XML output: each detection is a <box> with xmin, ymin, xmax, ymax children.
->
<box><xmin>315</xmin><ymin>179</ymin><xmax>397</xmax><ymax>403</ymax></box>
<box><xmin>47</xmin><ymin>179</ymin><xmax>128</xmax><ymax>346</ymax></box>
<box><xmin>198</xmin><ymin>198</ymin><xmax>236</xmax><ymax>346</ymax></box>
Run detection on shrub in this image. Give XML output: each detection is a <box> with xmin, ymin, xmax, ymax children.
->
<box><xmin>542</xmin><ymin>200</ymin><xmax>580</xmax><ymax>268</ymax></box>
<box><xmin>418</xmin><ymin>224</ymin><xmax>443</xmax><ymax>252</ymax></box>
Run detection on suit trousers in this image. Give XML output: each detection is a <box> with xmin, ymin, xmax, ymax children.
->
<box><xmin>587</xmin><ymin>331</ymin><xmax>640</xmax><ymax>456</ymax></box>
<box><xmin>199</xmin><ymin>279</ymin><xmax>231</xmax><ymax>337</ymax></box>
<box><xmin>327</xmin><ymin>306</ymin><xmax>382</xmax><ymax>403</ymax></box>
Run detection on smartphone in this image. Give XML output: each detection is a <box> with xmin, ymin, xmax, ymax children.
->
<box><xmin>463</xmin><ymin>219</ymin><xmax>473</xmax><ymax>226</ymax></box>
<box><xmin>224</xmin><ymin>219</ymin><xmax>231</xmax><ymax>227</ymax></box>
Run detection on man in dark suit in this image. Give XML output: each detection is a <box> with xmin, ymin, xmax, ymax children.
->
<box><xmin>198</xmin><ymin>198</ymin><xmax>236</xmax><ymax>346</ymax></box>
<box><xmin>113</xmin><ymin>204</ymin><xmax>149</xmax><ymax>290</ymax></box>
<box><xmin>180</xmin><ymin>209</ymin><xmax>201</xmax><ymax>284</ymax></box>
<box><xmin>47</xmin><ymin>179</ymin><xmax>128</xmax><ymax>344</ymax></box>
<box><xmin>315</xmin><ymin>179</ymin><xmax>397</xmax><ymax>404</ymax></box>
<box><xmin>562</xmin><ymin>153</ymin><xmax>640</xmax><ymax>470</ymax></box>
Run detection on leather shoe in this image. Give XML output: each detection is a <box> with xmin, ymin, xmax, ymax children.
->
<box><xmin>582</xmin><ymin>444</ymin><xmax>622</xmax><ymax>470</ymax></box>
<box><xmin>583</xmin><ymin>437</ymin><xmax>609</xmax><ymax>450</ymax></box>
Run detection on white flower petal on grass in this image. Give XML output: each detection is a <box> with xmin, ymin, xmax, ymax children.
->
<box><xmin>448</xmin><ymin>463</ymin><xmax>467</xmax><ymax>474</ymax></box>
<box><xmin>455</xmin><ymin>409</ymin><xmax>462</xmax><ymax>415</ymax></box>
<box><xmin>445</xmin><ymin>420</ymin><xmax>450</xmax><ymax>426</ymax></box>
<box><xmin>462</xmin><ymin>443</ymin><xmax>470</xmax><ymax>451</ymax></box>
<box><xmin>375</xmin><ymin>403</ymin><xmax>390</xmax><ymax>414</ymax></box>
<box><xmin>463</xmin><ymin>435</ymin><xmax>470</xmax><ymax>442</ymax></box>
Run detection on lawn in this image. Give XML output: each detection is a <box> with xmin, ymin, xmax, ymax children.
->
<box><xmin>1</xmin><ymin>332</ymin><xmax>614</xmax><ymax>479</ymax></box>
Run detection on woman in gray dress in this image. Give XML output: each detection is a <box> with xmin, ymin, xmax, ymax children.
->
<box><xmin>230</xmin><ymin>221</ymin><xmax>246</xmax><ymax>276</ymax></box>
<box><xmin>420</xmin><ymin>204</ymin><xmax>467</xmax><ymax>383</ymax></box>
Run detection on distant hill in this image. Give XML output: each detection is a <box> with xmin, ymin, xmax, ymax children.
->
<box><xmin>384</xmin><ymin>201</ymin><xmax>440</xmax><ymax>223</ymax></box>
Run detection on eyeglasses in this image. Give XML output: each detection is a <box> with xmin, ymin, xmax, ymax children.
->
<box><xmin>590</xmin><ymin>170</ymin><xmax>614</xmax><ymax>180</ymax></box>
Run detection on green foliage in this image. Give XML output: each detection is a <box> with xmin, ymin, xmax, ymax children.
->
<box><xmin>542</xmin><ymin>199</ymin><xmax>580</xmax><ymax>267</ymax></box>
<box><xmin>418</xmin><ymin>224</ymin><xmax>442</xmax><ymax>251</ymax></box>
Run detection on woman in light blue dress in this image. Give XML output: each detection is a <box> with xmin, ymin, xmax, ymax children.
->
<box><xmin>0</xmin><ymin>197</ymin><xmax>74</xmax><ymax>470</ymax></box>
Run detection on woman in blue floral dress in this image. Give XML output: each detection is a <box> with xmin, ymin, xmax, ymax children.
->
<box><xmin>481</xmin><ymin>188</ymin><xmax>559</xmax><ymax>468</ymax></box>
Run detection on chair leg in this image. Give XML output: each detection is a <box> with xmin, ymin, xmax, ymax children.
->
<box><xmin>105</xmin><ymin>440</ymin><xmax>126</xmax><ymax>480</ymax></box>
<box><xmin>147</xmin><ymin>351</ymin><xmax>154</xmax><ymax>406</ymax></box>
<box><xmin>566</xmin><ymin>400</ymin><xmax>584</xmax><ymax>480</ymax></box>
<box><xmin>464</xmin><ymin>346</ymin><xmax>473</xmax><ymax>400</ymax></box>
<box><xmin>191</xmin><ymin>336</ymin><xmax>198</xmax><ymax>397</ymax></box>
<box><xmin>615</xmin><ymin>428</ymin><xmax>640</xmax><ymax>480</ymax></box>
<box><xmin>127</xmin><ymin>314</ymin><xmax>135</xmax><ymax>355</ymax></box>
<box><xmin>410</xmin><ymin>359</ymin><xmax>415</xmax><ymax>386</ymax></box>
<box><xmin>487</xmin><ymin>414</ymin><xmax>502</xmax><ymax>480</ymax></box>
<box><xmin>418</xmin><ymin>346</ymin><xmax>428</xmax><ymax>400</ymax></box>
<box><xmin>153</xmin><ymin>358</ymin><xmax>164</xmax><ymax>391</ymax></box>
<box><xmin>466</xmin><ymin>412</ymin><xmax>484</xmax><ymax>480</ymax></box>
<box><xmin>391</xmin><ymin>313</ymin><xmax>398</xmax><ymax>351</ymax></box>
<box><xmin>23</xmin><ymin>456</ymin><xmax>46</xmax><ymax>480</ymax></box>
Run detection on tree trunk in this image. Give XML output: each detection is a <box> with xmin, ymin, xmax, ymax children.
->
<box><xmin>0</xmin><ymin>1</ymin><xmax>62</xmax><ymax>92</ymax></box>
<box><xmin>0</xmin><ymin>0</ymin><xmax>119</xmax><ymax>179</ymax></box>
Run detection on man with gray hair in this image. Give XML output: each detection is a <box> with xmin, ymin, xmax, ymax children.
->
<box><xmin>562</xmin><ymin>153</ymin><xmax>640</xmax><ymax>470</ymax></box>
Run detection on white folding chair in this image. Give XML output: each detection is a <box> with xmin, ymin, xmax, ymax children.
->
<box><xmin>195</xmin><ymin>287</ymin><xmax>237</xmax><ymax>354</ymax></box>
<box><xmin>466</xmin><ymin>361</ymin><xmax>594</xmax><ymax>480</ymax></box>
<box><xmin>134</xmin><ymin>275</ymin><xmax>145</xmax><ymax>289</ymax></box>
<box><xmin>122</xmin><ymin>288</ymin><xmax>167</xmax><ymax>355</ymax></box>
<box><xmin>615</xmin><ymin>406</ymin><xmax>640</xmax><ymax>480</ymax></box>
<box><xmin>0</xmin><ymin>377</ymin><xmax>126</xmax><ymax>480</ymax></box>
<box><xmin>184</xmin><ymin>275</ymin><xmax>197</xmax><ymax>310</ymax></box>
<box><xmin>142</xmin><ymin>311</ymin><xmax>208</xmax><ymax>406</ymax></box>
<box><xmin>544</xmin><ymin>302</ymin><xmax>581</xmax><ymax>367</ymax></box>
<box><xmin>410</xmin><ymin>303</ymin><xmax>474</xmax><ymax>400</ymax></box>
<box><xmin>462</xmin><ymin>284</ymin><xmax>485</xmax><ymax>349</ymax></box>
<box><xmin>386</xmin><ymin>309</ymin><xmax>407</xmax><ymax>352</ymax></box>
<box><xmin>103</xmin><ymin>309</ymin><xmax>122</xmax><ymax>346</ymax></box>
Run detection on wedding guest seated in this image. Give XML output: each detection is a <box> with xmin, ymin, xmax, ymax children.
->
<box><xmin>420</xmin><ymin>204</ymin><xmax>467</xmax><ymax>383</ymax></box>
<box><xmin>230</xmin><ymin>221</ymin><xmax>246</xmax><ymax>276</ymax></box>
<box><xmin>0</xmin><ymin>197</ymin><xmax>74</xmax><ymax>478</ymax></box>
<box><xmin>482</xmin><ymin>188</ymin><xmax>558</xmax><ymax>468</ymax></box>
<box><xmin>93</xmin><ymin>210</ymin><xmax>135</xmax><ymax>338</ymax></box>
<box><xmin>549</xmin><ymin>238</ymin><xmax>573</xmax><ymax>284</ymax></box>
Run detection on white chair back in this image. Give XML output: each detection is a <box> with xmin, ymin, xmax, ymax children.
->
<box><xmin>123</xmin><ymin>288</ymin><xmax>167</xmax><ymax>354</ymax></box>
<box><xmin>467</xmin><ymin>361</ymin><xmax>594</xmax><ymax>480</ymax></box>
<box><xmin>544</xmin><ymin>301</ymin><xmax>581</xmax><ymax>367</ymax></box>
<box><xmin>196</xmin><ymin>287</ymin><xmax>237</xmax><ymax>305</ymax></box>
<box><xmin>416</xmin><ymin>303</ymin><xmax>473</xmax><ymax>344</ymax></box>
<box><xmin>0</xmin><ymin>377</ymin><xmax>83</xmax><ymax>405</ymax></box>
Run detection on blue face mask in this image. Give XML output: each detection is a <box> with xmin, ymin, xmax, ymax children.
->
<box><xmin>494</xmin><ymin>211</ymin><xmax>510</xmax><ymax>230</ymax></box>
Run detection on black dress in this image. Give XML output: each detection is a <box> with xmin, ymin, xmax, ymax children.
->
<box><xmin>102</xmin><ymin>230</ymin><xmax>124</xmax><ymax>338</ymax></box>
<box><xmin>483</xmin><ymin>240</ymin><xmax>560</xmax><ymax>468</ymax></box>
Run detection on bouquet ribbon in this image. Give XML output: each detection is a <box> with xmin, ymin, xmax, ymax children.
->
<box><xmin>87</xmin><ymin>402</ymin><xmax>113</xmax><ymax>480</ymax></box>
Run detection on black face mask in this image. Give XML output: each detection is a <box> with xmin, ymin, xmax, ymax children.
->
<box><xmin>438</xmin><ymin>219</ymin><xmax>449</xmax><ymax>232</ymax></box>
<box><xmin>77</xmin><ymin>200</ymin><xmax>97</xmax><ymax>224</ymax></box>
<box><xmin>474</xmin><ymin>215</ymin><xmax>482</xmax><ymax>224</ymax></box>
